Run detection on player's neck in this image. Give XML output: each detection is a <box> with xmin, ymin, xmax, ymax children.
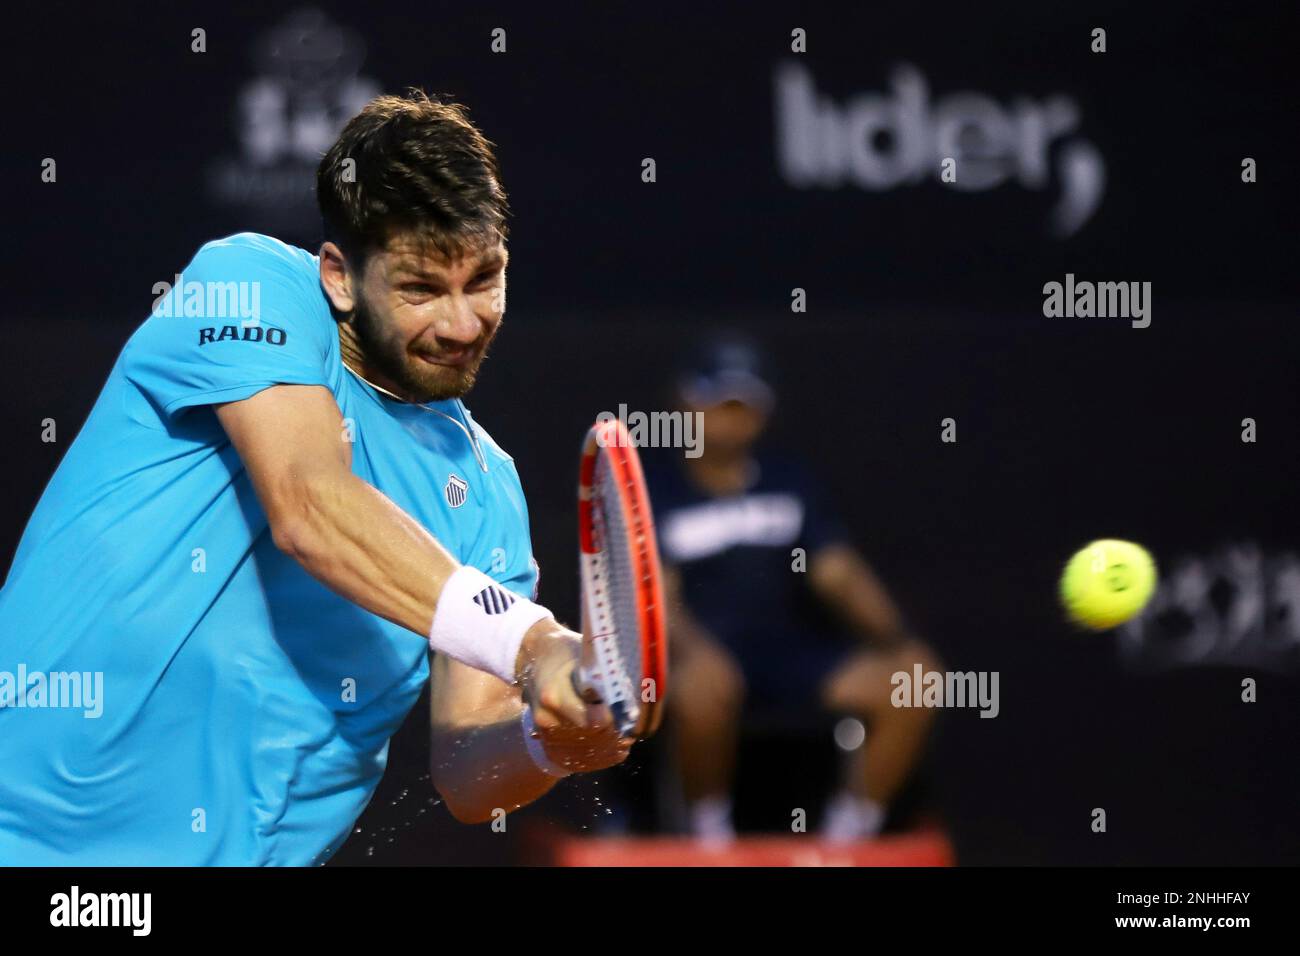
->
<box><xmin>338</xmin><ymin>328</ymin><xmax>421</xmax><ymax>404</ymax></box>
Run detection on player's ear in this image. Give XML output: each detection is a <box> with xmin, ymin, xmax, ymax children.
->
<box><xmin>318</xmin><ymin>242</ymin><xmax>357</xmax><ymax>314</ymax></box>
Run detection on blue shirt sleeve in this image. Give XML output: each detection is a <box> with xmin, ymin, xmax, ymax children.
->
<box><xmin>123</xmin><ymin>233</ymin><xmax>334</xmax><ymax>421</ymax></box>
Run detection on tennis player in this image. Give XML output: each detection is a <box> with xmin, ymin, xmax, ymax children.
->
<box><xmin>0</xmin><ymin>91</ymin><xmax>625</xmax><ymax>865</ymax></box>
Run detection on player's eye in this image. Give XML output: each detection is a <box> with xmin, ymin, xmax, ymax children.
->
<box><xmin>470</xmin><ymin>270</ymin><xmax>499</xmax><ymax>288</ymax></box>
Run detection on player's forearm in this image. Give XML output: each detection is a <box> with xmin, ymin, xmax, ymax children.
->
<box><xmin>270</xmin><ymin>469</ymin><xmax>569</xmax><ymax>688</ymax></box>
<box><xmin>270</xmin><ymin>468</ymin><xmax>459</xmax><ymax>639</ymax></box>
<box><xmin>431</xmin><ymin>716</ymin><xmax>560</xmax><ymax>823</ymax></box>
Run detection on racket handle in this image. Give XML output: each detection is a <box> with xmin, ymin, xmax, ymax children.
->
<box><xmin>572</xmin><ymin>665</ymin><xmax>601</xmax><ymax>703</ymax></box>
<box><xmin>574</xmin><ymin>664</ymin><xmax>637</xmax><ymax>738</ymax></box>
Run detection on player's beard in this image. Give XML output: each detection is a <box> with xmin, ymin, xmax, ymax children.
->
<box><xmin>351</xmin><ymin>297</ymin><xmax>496</xmax><ymax>403</ymax></box>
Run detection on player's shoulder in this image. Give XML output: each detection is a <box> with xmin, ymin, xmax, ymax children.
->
<box><xmin>165</xmin><ymin>231</ymin><xmax>331</xmax><ymax>338</ymax></box>
<box><xmin>126</xmin><ymin>231</ymin><xmax>333</xmax><ymax>364</ymax></box>
<box><xmin>185</xmin><ymin>231</ymin><xmax>319</xmax><ymax>280</ymax></box>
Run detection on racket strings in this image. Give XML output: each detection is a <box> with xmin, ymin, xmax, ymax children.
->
<box><xmin>593</xmin><ymin>452</ymin><xmax>642</xmax><ymax>711</ymax></box>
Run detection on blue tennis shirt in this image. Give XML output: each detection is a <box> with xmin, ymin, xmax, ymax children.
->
<box><xmin>0</xmin><ymin>233</ymin><xmax>538</xmax><ymax>865</ymax></box>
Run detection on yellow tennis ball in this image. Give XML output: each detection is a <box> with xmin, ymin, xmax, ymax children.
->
<box><xmin>1060</xmin><ymin>539</ymin><xmax>1157</xmax><ymax>630</ymax></box>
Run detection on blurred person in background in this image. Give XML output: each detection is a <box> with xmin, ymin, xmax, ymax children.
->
<box><xmin>646</xmin><ymin>337</ymin><xmax>941</xmax><ymax>842</ymax></box>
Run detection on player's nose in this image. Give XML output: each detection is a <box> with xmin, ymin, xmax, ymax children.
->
<box><xmin>435</xmin><ymin>295</ymin><xmax>485</xmax><ymax>345</ymax></box>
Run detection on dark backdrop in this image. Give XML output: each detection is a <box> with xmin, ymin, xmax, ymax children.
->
<box><xmin>2</xmin><ymin>1</ymin><xmax>1296</xmax><ymax>864</ymax></box>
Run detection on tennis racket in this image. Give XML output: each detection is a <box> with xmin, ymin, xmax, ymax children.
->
<box><xmin>572</xmin><ymin>417</ymin><xmax>667</xmax><ymax>739</ymax></box>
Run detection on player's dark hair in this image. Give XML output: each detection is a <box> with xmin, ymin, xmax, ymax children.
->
<box><xmin>316</xmin><ymin>89</ymin><xmax>509</xmax><ymax>266</ymax></box>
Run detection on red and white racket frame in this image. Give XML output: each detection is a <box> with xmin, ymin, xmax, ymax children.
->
<box><xmin>577</xmin><ymin>417</ymin><xmax>668</xmax><ymax>739</ymax></box>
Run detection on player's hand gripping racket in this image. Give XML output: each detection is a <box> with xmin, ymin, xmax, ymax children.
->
<box><xmin>572</xmin><ymin>417</ymin><xmax>667</xmax><ymax>739</ymax></box>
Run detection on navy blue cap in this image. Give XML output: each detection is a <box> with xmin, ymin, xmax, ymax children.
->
<box><xmin>677</xmin><ymin>336</ymin><xmax>775</xmax><ymax>411</ymax></box>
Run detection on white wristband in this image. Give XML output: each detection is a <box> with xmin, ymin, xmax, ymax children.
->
<box><xmin>429</xmin><ymin>565</ymin><xmax>553</xmax><ymax>685</ymax></box>
<box><xmin>520</xmin><ymin>706</ymin><xmax>572</xmax><ymax>778</ymax></box>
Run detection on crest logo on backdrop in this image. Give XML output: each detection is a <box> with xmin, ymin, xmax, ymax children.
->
<box><xmin>207</xmin><ymin>8</ymin><xmax>381</xmax><ymax>238</ymax></box>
